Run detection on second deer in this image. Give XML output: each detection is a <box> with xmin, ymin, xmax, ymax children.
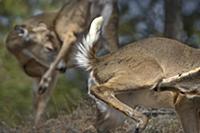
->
<box><xmin>75</xmin><ymin>16</ymin><xmax>200</xmax><ymax>133</ymax></box>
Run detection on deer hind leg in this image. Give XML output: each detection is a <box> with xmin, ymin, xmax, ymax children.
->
<box><xmin>90</xmin><ymin>62</ymin><xmax>164</xmax><ymax>132</ymax></box>
<box><xmin>175</xmin><ymin>95</ymin><xmax>200</xmax><ymax>133</ymax></box>
<box><xmin>90</xmin><ymin>84</ymin><xmax>149</xmax><ymax>133</ymax></box>
<box><xmin>88</xmin><ymin>72</ymin><xmax>126</xmax><ymax>133</ymax></box>
<box><xmin>32</xmin><ymin>71</ymin><xmax>58</xmax><ymax>127</ymax></box>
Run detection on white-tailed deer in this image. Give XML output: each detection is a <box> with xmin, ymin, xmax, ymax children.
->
<box><xmin>75</xmin><ymin>16</ymin><xmax>200</xmax><ymax>133</ymax></box>
<box><xmin>6</xmin><ymin>12</ymin><xmax>62</xmax><ymax>126</ymax></box>
<box><xmin>6</xmin><ymin>0</ymin><xmax>119</xmax><ymax>127</ymax></box>
<box><xmin>6</xmin><ymin>1</ymin><xmax>200</xmax><ymax>132</ymax></box>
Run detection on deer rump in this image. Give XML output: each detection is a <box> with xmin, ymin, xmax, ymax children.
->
<box><xmin>76</xmin><ymin>18</ymin><xmax>200</xmax><ymax>132</ymax></box>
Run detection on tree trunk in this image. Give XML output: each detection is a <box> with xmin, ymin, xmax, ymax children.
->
<box><xmin>164</xmin><ymin>0</ymin><xmax>183</xmax><ymax>41</ymax></box>
<box><xmin>90</xmin><ymin>0</ymin><xmax>119</xmax><ymax>53</ymax></box>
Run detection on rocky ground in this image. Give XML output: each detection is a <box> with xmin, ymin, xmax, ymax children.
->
<box><xmin>0</xmin><ymin>98</ymin><xmax>183</xmax><ymax>133</ymax></box>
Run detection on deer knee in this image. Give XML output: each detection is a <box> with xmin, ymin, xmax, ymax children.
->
<box><xmin>91</xmin><ymin>85</ymin><xmax>111</xmax><ymax>99</ymax></box>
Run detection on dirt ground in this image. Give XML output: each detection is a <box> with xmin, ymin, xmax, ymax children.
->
<box><xmin>0</xmin><ymin>97</ymin><xmax>183</xmax><ymax>133</ymax></box>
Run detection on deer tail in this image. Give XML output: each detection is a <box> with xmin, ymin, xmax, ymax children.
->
<box><xmin>75</xmin><ymin>16</ymin><xmax>103</xmax><ymax>71</ymax></box>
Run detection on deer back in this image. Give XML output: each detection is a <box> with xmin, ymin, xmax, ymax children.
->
<box><xmin>93</xmin><ymin>37</ymin><xmax>200</xmax><ymax>87</ymax></box>
<box><xmin>133</xmin><ymin>37</ymin><xmax>200</xmax><ymax>77</ymax></box>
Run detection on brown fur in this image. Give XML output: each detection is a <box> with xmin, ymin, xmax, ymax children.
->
<box><xmin>6</xmin><ymin>1</ymin><xmax>200</xmax><ymax>132</ymax></box>
<box><xmin>6</xmin><ymin>12</ymin><xmax>62</xmax><ymax>126</ymax></box>
<box><xmin>86</xmin><ymin>37</ymin><xmax>200</xmax><ymax>133</ymax></box>
<box><xmin>5</xmin><ymin>0</ymin><xmax>119</xmax><ymax>127</ymax></box>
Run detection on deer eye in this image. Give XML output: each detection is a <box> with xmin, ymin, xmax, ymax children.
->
<box><xmin>47</xmin><ymin>33</ymin><xmax>53</xmax><ymax>40</ymax></box>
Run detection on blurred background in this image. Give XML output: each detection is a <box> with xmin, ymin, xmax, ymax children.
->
<box><xmin>0</xmin><ymin>0</ymin><xmax>200</xmax><ymax>130</ymax></box>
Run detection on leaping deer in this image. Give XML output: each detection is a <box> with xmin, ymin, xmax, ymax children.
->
<box><xmin>6</xmin><ymin>1</ymin><xmax>200</xmax><ymax>132</ymax></box>
<box><xmin>74</xmin><ymin>16</ymin><xmax>200</xmax><ymax>133</ymax></box>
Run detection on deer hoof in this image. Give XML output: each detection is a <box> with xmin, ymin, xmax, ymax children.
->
<box><xmin>57</xmin><ymin>60</ymin><xmax>67</xmax><ymax>73</ymax></box>
<box><xmin>58</xmin><ymin>66</ymin><xmax>67</xmax><ymax>73</ymax></box>
<box><xmin>38</xmin><ymin>77</ymin><xmax>52</xmax><ymax>94</ymax></box>
<box><xmin>134</xmin><ymin>127</ymin><xmax>140</xmax><ymax>133</ymax></box>
<box><xmin>38</xmin><ymin>86</ymin><xmax>47</xmax><ymax>95</ymax></box>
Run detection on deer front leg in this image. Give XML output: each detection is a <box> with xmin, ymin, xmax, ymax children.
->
<box><xmin>175</xmin><ymin>95</ymin><xmax>200</xmax><ymax>133</ymax></box>
<box><xmin>33</xmin><ymin>71</ymin><xmax>58</xmax><ymax>127</ymax></box>
<box><xmin>90</xmin><ymin>85</ymin><xmax>148</xmax><ymax>133</ymax></box>
<box><xmin>38</xmin><ymin>32</ymin><xmax>76</xmax><ymax>94</ymax></box>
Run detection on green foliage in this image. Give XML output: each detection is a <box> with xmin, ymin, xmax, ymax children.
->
<box><xmin>0</xmin><ymin>41</ymin><xmax>31</xmax><ymax>126</ymax></box>
<box><xmin>0</xmin><ymin>0</ymin><xmax>29</xmax><ymax>16</ymax></box>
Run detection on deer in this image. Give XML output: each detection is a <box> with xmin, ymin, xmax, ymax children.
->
<box><xmin>6</xmin><ymin>1</ymin><xmax>200</xmax><ymax>133</ymax></box>
<box><xmin>73</xmin><ymin>16</ymin><xmax>200</xmax><ymax>133</ymax></box>
<box><xmin>5</xmin><ymin>12</ymin><xmax>63</xmax><ymax>127</ymax></box>
<box><xmin>5</xmin><ymin>0</ymin><xmax>119</xmax><ymax>127</ymax></box>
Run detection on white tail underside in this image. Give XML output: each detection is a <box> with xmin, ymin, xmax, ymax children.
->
<box><xmin>75</xmin><ymin>16</ymin><xmax>104</xmax><ymax>71</ymax></box>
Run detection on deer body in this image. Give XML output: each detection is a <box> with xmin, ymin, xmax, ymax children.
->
<box><xmin>6</xmin><ymin>12</ymin><xmax>62</xmax><ymax>125</ymax></box>
<box><xmin>76</xmin><ymin>17</ymin><xmax>200</xmax><ymax>133</ymax></box>
<box><xmin>94</xmin><ymin>38</ymin><xmax>200</xmax><ymax>84</ymax></box>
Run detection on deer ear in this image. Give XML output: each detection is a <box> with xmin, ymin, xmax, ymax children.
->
<box><xmin>44</xmin><ymin>42</ymin><xmax>54</xmax><ymax>52</ymax></box>
<box><xmin>32</xmin><ymin>22</ymin><xmax>48</xmax><ymax>32</ymax></box>
<box><xmin>38</xmin><ymin>22</ymin><xmax>48</xmax><ymax>28</ymax></box>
